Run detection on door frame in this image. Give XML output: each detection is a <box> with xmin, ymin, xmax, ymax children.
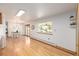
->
<box><xmin>25</xmin><ymin>24</ymin><xmax>30</xmax><ymax>36</ymax></box>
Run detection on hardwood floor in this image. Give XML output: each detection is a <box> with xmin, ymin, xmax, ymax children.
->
<box><xmin>0</xmin><ymin>36</ymin><xmax>73</xmax><ymax>56</ymax></box>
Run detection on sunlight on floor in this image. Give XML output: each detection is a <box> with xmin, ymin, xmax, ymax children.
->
<box><xmin>25</xmin><ymin>36</ymin><xmax>31</xmax><ymax>48</ymax></box>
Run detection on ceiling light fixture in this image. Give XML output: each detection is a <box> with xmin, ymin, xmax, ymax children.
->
<box><xmin>16</xmin><ymin>10</ymin><xmax>25</xmax><ymax>17</ymax></box>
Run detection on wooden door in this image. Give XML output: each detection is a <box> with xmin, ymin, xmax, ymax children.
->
<box><xmin>0</xmin><ymin>13</ymin><xmax>2</xmax><ymax>24</ymax></box>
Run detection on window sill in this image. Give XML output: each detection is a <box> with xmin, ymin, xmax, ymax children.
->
<box><xmin>37</xmin><ymin>32</ymin><xmax>53</xmax><ymax>35</ymax></box>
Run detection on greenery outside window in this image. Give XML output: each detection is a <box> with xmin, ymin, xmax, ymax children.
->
<box><xmin>38</xmin><ymin>22</ymin><xmax>52</xmax><ymax>35</ymax></box>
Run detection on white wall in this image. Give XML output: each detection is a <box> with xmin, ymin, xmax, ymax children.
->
<box><xmin>30</xmin><ymin>10</ymin><xmax>76</xmax><ymax>51</ymax></box>
<box><xmin>0</xmin><ymin>13</ymin><xmax>6</xmax><ymax>48</ymax></box>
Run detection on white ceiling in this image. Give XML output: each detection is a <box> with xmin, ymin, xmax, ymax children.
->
<box><xmin>0</xmin><ymin>3</ymin><xmax>77</xmax><ymax>22</ymax></box>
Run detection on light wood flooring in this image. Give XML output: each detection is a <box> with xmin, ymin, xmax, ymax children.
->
<box><xmin>0</xmin><ymin>36</ymin><xmax>73</xmax><ymax>56</ymax></box>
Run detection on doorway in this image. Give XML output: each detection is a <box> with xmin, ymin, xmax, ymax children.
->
<box><xmin>25</xmin><ymin>24</ymin><xmax>30</xmax><ymax>37</ymax></box>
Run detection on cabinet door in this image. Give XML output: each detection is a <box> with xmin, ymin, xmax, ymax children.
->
<box><xmin>0</xmin><ymin>13</ymin><xmax>2</xmax><ymax>24</ymax></box>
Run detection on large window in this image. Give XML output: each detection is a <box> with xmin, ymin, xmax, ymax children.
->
<box><xmin>38</xmin><ymin>22</ymin><xmax>52</xmax><ymax>34</ymax></box>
